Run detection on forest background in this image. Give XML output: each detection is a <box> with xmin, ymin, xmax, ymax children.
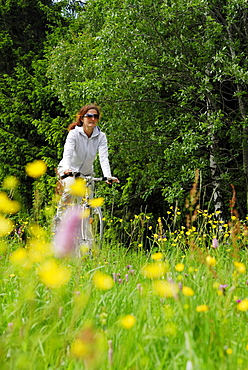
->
<box><xmin>1</xmin><ymin>0</ymin><xmax>248</xmax><ymax>227</ymax></box>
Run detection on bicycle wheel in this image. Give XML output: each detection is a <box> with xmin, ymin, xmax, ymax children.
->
<box><xmin>80</xmin><ymin>205</ymin><xmax>103</xmax><ymax>250</ymax></box>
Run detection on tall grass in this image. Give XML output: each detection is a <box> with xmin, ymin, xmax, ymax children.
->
<box><xmin>1</xmin><ymin>214</ymin><xmax>248</xmax><ymax>370</ymax></box>
<box><xmin>1</xmin><ymin>166</ymin><xmax>248</xmax><ymax>369</ymax></box>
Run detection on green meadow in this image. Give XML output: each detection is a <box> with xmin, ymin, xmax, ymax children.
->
<box><xmin>1</xmin><ymin>196</ymin><xmax>248</xmax><ymax>369</ymax></box>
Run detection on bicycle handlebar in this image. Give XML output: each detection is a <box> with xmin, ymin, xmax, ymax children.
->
<box><xmin>60</xmin><ymin>172</ymin><xmax>118</xmax><ymax>183</ymax></box>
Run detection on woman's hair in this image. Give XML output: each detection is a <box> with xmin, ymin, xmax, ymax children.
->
<box><xmin>68</xmin><ymin>104</ymin><xmax>101</xmax><ymax>131</ymax></box>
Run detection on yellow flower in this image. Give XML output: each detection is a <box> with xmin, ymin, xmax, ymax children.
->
<box><xmin>92</xmin><ymin>271</ymin><xmax>114</xmax><ymax>290</ymax></box>
<box><xmin>0</xmin><ymin>192</ymin><xmax>21</xmax><ymax>214</ymax></box>
<box><xmin>206</xmin><ymin>255</ymin><xmax>216</xmax><ymax>266</ymax></box>
<box><xmin>28</xmin><ymin>223</ymin><xmax>46</xmax><ymax>239</ymax></box>
<box><xmin>120</xmin><ymin>314</ymin><xmax>136</xmax><ymax>329</ymax></box>
<box><xmin>0</xmin><ymin>215</ymin><xmax>14</xmax><ymax>237</ymax></box>
<box><xmin>237</xmin><ymin>299</ymin><xmax>248</xmax><ymax>312</ymax></box>
<box><xmin>69</xmin><ymin>178</ymin><xmax>86</xmax><ymax>197</ymax></box>
<box><xmin>28</xmin><ymin>240</ymin><xmax>52</xmax><ymax>262</ymax></box>
<box><xmin>71</xmin><ymin>326</ymin><xmax>104</xmax><ymax>362</ymax></box>
<box><xmin>89</xmin><ymin>197</ymin><xmax>104</xmax><ymax>208</ymax></box>
<box><xmin>39</xmin><ymin>259</ymin><xmax>71</xmax><ymax>288</ymax></box>
<box><xmin>153</xmin><ymin>280</ymin><xmax>179</xmax><ymax>298</ymax></box>
<box><xmin>182</xmin><ymin>286</ymin><xmax>194</xmax><ymax>297</ymax></box>
<box><xmin>2</xmin><ymin>176</ymin><xmax>19</xmax><ymax>189</ymax></box>
<box><xmin>151</xmin><ymin>252</ymin><xmax>163</xmax><ymax>261</ymax></box>
<box><xmin>25</xmin><ymin>160</ymin><xmax>47</xmax><ymax>178</ymax></box>
<box><xmin>175</xmin><ymin>263</ymin><xmax>184</xmax><ymax>272</ymax></box>
<box><xmin>10</xmin><ymin>248</ymin><xmax>28</xmax><ymax>265</ymax></box>
<box><xmin>71</xmin><ymin>338</ymin><xmax>90</xmax><ymax>358</ymax></box>
<box><xmin>196</xmin><ymin>304</ymin><xmax>209</xmax><ymax>312</ymax></box>
<box><xmin>234</xmin><ymin>261</ymin><xmax>246</xmax><ymax>274</ymax></box>
<box><xmin>141</xmin><ymin>262</ymin><xmax>169</xmax><ymax>279</ymax></box>
<box><xmin>226</xmin><ymin>348</ymin><xmax>233</xmax><ymax>355</ymax></box>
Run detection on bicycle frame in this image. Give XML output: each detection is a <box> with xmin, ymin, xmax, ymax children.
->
<box><xmin>60</xmin><ymin>172</ymin><xmax>117</xmax><ymax>254</ymax></box>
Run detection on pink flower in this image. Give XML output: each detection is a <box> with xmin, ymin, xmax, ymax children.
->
<box><xmin>212</xmin><ymin>238</ymin><xmax>219</xmax><ymax>248</ymax></box>
<box><xmin>53</xmin><ymin>206</ymin><xmax>82</xmax><ymax>258</ymax></box>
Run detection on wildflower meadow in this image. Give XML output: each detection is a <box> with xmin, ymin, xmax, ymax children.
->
<box><xmin>1</xmin><ymin>161</ymin><xmax>248</xmax><ymax>370</ymax></box>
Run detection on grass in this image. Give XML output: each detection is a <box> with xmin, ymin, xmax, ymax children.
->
<box><xmin>1</xmin><ymin>167</ymin><xmax>248</xmax><ymax>369</ymax></box>
<box><xmin>1</xmin><ymin>216</ymin><xmax>248</xmax><ymax>370</ymax></box>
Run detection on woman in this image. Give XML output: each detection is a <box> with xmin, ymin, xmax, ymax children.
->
<box><xmin>55</xmin><ymin>103</ymin><xmax>119</xmax><ymax>223</ymax></box>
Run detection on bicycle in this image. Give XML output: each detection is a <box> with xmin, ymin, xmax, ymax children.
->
<box><xmin>59</xmin><ymin>172</ymin><xmax>118</xmax><ymax>255</ymax></box>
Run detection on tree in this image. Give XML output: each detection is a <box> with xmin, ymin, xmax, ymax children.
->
<box><xmin>0</xmin><ymin>0</ymin><xmax>71</xmax><ymax>212</ymax></box>
<box><xmin>46</xmin><ymin>0</ymin><xmax>248</xmax><ymax>219</ymax></box>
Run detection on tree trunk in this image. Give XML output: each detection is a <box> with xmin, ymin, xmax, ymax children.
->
<box><xmin>206</xmin><ymin>96</ymin><xmax>227</xmax><ymax>221</ymax></box>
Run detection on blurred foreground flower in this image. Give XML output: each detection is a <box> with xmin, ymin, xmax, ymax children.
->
<box><xmin>69</xmin><ymin>178</ymin><xmax>86</xmax><ymax>197</ymax></box>
<box><xmin>28</xmin><ymin>223</ymin><xmax>47</xmax><ymax>239</ymax></box>
<box><xmin>175</xmin><ymin>263</ymin><xmax>184</xmax><ymax>272</ymax></box>
<box><xmin>25</xmin><ymin>159</ymin><xmax>47</xmax><ymax>178</ymax></box>
<box><xmin>0</xmin><ymin>215</ymin><xmax>14</xmax><ymax>237</ymax></box>
<box><xmin>0</xmin><ymin>192</ymin><xmax>21</xmax><ymax>214</ymax></box>
<box><xmin>53</xmin><ymin>206</ymin><xmax>82</xmax><ymax>258</ymax></box>
<box><xmin>10</xmin><ymin>248</ymin><xmax>28</xmax><ymax>266</ymax></box>
<box><xmin>237</xmin><ymin>298</ymin><xmax>248</xmax><ymax>311</ymax></box>
<box><xmin>120</xmin><ymin>314</ymin><xmax>136</xmax><ymax>329</ymax></box>
<box><xmin>89</xmin><ymin>197</ymin><xmax>104</xmax><ymax>208</ymax></box>
<box><xmin>141</xmin><ymin>261</ymin><xmax>169</xmax><ymax>279</ymax></box>
<box><xmin>71</xmin><ymin>325</ymin><xmax>105</xmax><ymax>367</ymax></box>
<box><xmin>196</xmin><ymin>304</ymin><xmax>209</xmax><ymax>312</ymax></box>
<box><xmin>151</xmin><ymin>252</ymin><xmax>163</xmax><ymax>261</ymax></box>
<box><xmin>206</xmin><ymin>256</ymin><xmax>216</xmax><ymax>267</ymax></box>
<box><xmin>153</xmin><ymin>280</ymin><xmax>179</xmax><ymax>298</ymax></box>
<box><xmin>234</xmin><ymin>261</ymin><xmax>246</xmax><ymax>274</ymax></box>
<box><xmin>2</xmin><ymin>176</ymin><xmax>19</xmax><ymax>189</ymax></box>
<box><xmin>182</xmin><ymin>286</ymin><xmax>195</xmax><ymax>296</ymax></box>
<box><xmin>28</xmin><ymin>240</ymin><xmax>52</xmax><ymax>263</ymax></box>
<box><xmin>38</xmin><ymin>259</ymin><xmax>71</xmax><ymax>288</ymax></box>
<box><xmin>92</xmin><ymin>271</ymin><xmax>114</xmax><ymax>290</ymax></box>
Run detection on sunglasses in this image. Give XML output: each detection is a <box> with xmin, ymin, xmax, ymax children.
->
<box><xmin>83</xmin><ymin>113</ymin><xmax>99</xmax><ymax>119</ymax></box>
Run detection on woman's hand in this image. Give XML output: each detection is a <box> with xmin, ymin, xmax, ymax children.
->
<box><xmin>64</xmin><ymin>169</ymin><xmax>72</xmax><ymax>175</ymax></box>
<box><xmin>105</xmin><ymin>177</ymin><xmax>120</xmax><ymax>185</ymax></box>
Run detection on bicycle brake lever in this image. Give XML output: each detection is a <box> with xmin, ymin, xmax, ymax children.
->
<box><xmin>60</xmin><ymin>172</ymin><xmax>73</xmax><ymax>179</ymax></box>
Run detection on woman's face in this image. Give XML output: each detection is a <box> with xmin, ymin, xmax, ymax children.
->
<box><xmin>82</xmin><ymin>108</ymin><xmax>99</xmax><ymax>130</ymax></box>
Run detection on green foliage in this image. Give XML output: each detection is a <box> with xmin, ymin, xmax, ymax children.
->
<box><xmin>0</xmin><ymin>0</ymin><xmax>71</xmax><ymax>213</ymax></box>
<box><xmin>44</xmin><ymin>0</ymin><xmax>248</xmax><ymax>216</ymax></box>
<box><xmin>1</xmin><ymin>0</ymin><xmax>248</xmax><ymax>217</ymax></box>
